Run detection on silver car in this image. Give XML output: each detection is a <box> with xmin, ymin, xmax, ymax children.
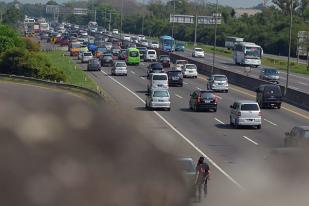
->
<box><xmin>207</xmin><ymin>74</ymin><xmax>229</xmax><ymax>92</ymax></box>
<box><xmin>145</xmin><ymin>89</ymin><xmax>171</xmax><ymax>111</ymax></box>
<box><xmin>259</xmin><ymin>68</ymin><xmax>280</xmax><ymax>84</ymax></box>
<box><xmin>111</xmin><ymin>61</ymin><xmax>127</xmax><ymax>76</ymax></box>
<box><xmin>81</xmin><ymin>52</ymin><xmax>93</xmax><ymax>63</ymax></box>
<box><xmin>230</xmin><ymin>100</ymin><xmax>262</xmax><ymax>129</ymax></box>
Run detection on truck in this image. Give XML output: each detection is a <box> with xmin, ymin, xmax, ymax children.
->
<box><xmin>39</xmin><ymin>22</ymin><xmax>49</xmax><ymax>32</ymax></box>
<box><xmin>225</xmin><ymin>36</ymin><xmax>244</xmax><ymax>50</ymax></box>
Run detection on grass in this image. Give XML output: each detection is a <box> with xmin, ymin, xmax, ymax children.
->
<box><xmin>44</xmin><ymin>50</ymin><xmax>98</xmax><ymax>91</ymax></box>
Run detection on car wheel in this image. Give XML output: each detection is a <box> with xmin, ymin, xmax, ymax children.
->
<box><xmin>277</xmin><ymin>104</ymin><xmax>281</xmax><ymax>109</ymax></box>
<box><xmin>213</xmin><ymin>108</ymin><xmax>217</xmax><ymax>112</ymax></box>
<box><xmin>225</xmin><ymin>90</ymin><xmax>228</xmax><ymax>93</ymax></box>
<box><xmin>230</xmin><ymin>117</ymin><xmax>234</xmax><ymax>126</ymax></box>
<box><xmin>234</xmin><ymin>119</ymin><xmax>239</xmax><ymax>129</ymax></box>
<box><xmin>257</xmin><ymin>125</ymin><xmax>261</xmax><ymax>129</ymax></box>
<box><xmin>194</xmin><ymin>105</ymin><xmax>199</xmax><ymax>112</ymax></box>
<box><xmin>167</xmin><ymin>108</ymin><xmax>171</xmax><ymax>111</ymax></box>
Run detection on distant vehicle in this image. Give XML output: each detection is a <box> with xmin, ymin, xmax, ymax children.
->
<box><xmin>147</xmin><ymin>63</ymin><xmax>164</xmax><ymax>78</ymax></box>
<box><xmin>256</xmin><ymin>84</ymin><xmax>282</xmax><ymax>109</ymax></box>
<box><xmin>101</xmin><ymin>54</ymin><xmax>114</xmax><ymax>67</ymax></box>
<box><xmin>175</xmin><ymin>42</ymin><xmax>185</xmax><ymax>51</ymax></box>
<box><xmin>112</xmin><ymin>29</ymin><xmax>119</xmax><ymax>34</ymax></box>
<box><xmin>175</xmin><ymin>60</ymin><xmax>188</xmax><ymax>68</ymax></box>
<box><xmin>167</xmin><ymin>70</ymin><xmax>183</xmax><ymax>87</ymax></box>
<box><xmin>80</xmin><ymin>45</ymin><xmax>89</xmax><ymax>53</ymax></box>
<box><xmin>145</xmin><ymin>89</ymin><xmax>171</xmax><ymax>111</ymax></box>
<box><xmin>225</xmin><ymin>36</ymin><xmax>244</xmax><ymax>50</ymax></box>
<box><xmin>182</xmin><ymin>64</ymin><xmax>197</xmax><ymax>78</ymax></box>
<box><xmin>160</xmin><ymin>35</ymin><xmax>175</xmax><ymax>52</ymax></box>
<box><xmin>87</xmin><ymin>58</ymin><xmax>101</xmax><ymax>71</ymax></box>
<box><xmin>88</xmin><ymin>21</ymin><xmax>98</xmax><ymax>32</ymax></box>
<box><xmin>150</xmin><ymin>41</ymin><xmax>159</xmax><ymax>48</ymax></box>
<box><xmin>230</xmin><ymin>100</ymin><xmax>262</xmax><ymax>129</ymax></box>
<box><xmin>126</xmin><ymin>48</ymin><xmax>140</xmax><ymax>65</ymax></box>
<box><xmin>105</xmin><ymin>42</ymin><xmax>113</xmax><ymax>50</ymax></box>
<box><xmin>140</xmin><ymin>40</ymin><xmax>149</xmax><ymax>47</ymax></box>
<box><xmin>123</xmin><ymin>35</ymin><xmax>131</xmax><ymax>41</ymax></box>
<box><xmin>40</xmin><ymin>33</ymin><xmax>49</xmax><ymax>41</ymax></box>
<box><xmin>159</xmin><ymin>55</ymin><xmax>170</xmax><ymax>68</ymax></box>
<box><xmin>147</xmin><ymin>73</ymin><xmax>168</xmax><ymax>91</ymax></box>
<box><xmin>137</xmin><ymin>47</ymin><xmax>147</xmax><ymax>61</ymax></box>
<box><xmin>39</xmin><ymin>22</ymin><xmax>49</xmax><ymax>32</ymax></box>
<box><xmin>233</xmin><ymin>42</ymin><xmax>263</xmax><ymax>67</ymax></box>
<box><xmin>259</xmin><ymin>68</ymin><xmax>280</xmax><ymax>84</ymax></box>
<box><xmin>131</xmin><ymin>36</ymin><xmax>138</xmax><ymax>43</ymax></box>
<box><xmin>207</xmin><ymin>74</ymin><xmax>229</xmax><ymax>93</ymax></box>
<box><xmin>96</xmin><ymin>47</ymin><xmax>108</xmax><ymax>58</ymax></box>
<box><xmin>111</xmin><ymin>61</ymin><xmax>127</xmax><ymax>76</ymax></box>
<box><xmin>284</xmin><ymin>126</ymin><xmax>309</xmax><ymax>147</ymax></box>
<box><xmin>69</xmin><ymin>42</ymin><xmax>81</xmax><ymax>56</ymax></box>
<box><xmin>137</xmin><ymin>35</ymin><xmax>145</xmax><ymax>41</ymax></box>
<box><xmin>81</xmin><ymin>52</ymin><xmax>93</xmax><ymax>63</ymax></box>
<box><xmin>189</xmin><ymin>90</ymin><xmax>217</xmax><ymax>112</ymax></box>
<box><xmin>118</xmin><ymin>49</ymin><xmax>127</xmax><ymax>60</ymax></box>
<box><xmin>192</xmin><ymin>48</ymin><xmax>205</xmax><ymax>58</ymax></box>
<box><xmin>145</xmin><ymin>49</ymin><xmax>157</xmax><ymax>62</ymax></box>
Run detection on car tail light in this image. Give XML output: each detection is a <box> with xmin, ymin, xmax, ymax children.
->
<box><xmin>197</xmin><ymin>95</ymin><xmax>201</xmax><ymax>104</ymax></box>
<box><xmin>237</xmin><ymin>112</ymin><xmax>241</xmax><ymax>116</ymax></box>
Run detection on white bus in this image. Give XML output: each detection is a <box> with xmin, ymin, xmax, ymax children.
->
<box><xmin>233</xmin><ymin>42</ymin><xmax>263</xmax><ymax>67</ymax></box>
<box><xmin>225</xmin><ymin>36</ymin><xmax>244</xmax><ymax>50</ymax></box>
<box><xmin>39</xmin><ymin>22</ymin><xmax>49</xmax><ymax>32</ymax></box>
<box><xmin>88</xmin><ymin>21</ymin><xmax>98</xmax><ymax>32</ymax></box>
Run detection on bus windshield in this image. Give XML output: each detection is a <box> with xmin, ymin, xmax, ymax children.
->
<box><xmin>245</xmin><ymin>47</ymin><xmax>261</xmax><ymax>58</ymax></box>
<box><xmin>164</xmin><ymin>39</ymin><xmax>174</xmax><ymax>46</ymax></box>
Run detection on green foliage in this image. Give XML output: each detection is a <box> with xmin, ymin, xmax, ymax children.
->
<box><xmin>23</xmin><ymin>38</ymin><xmax>40</xmax><ymax>52</ymax></box>
<box><xmin>2</xmin><ymin>5</ymin><xmax>22</xmax><ymax>26</ymax></box>
<box><xmin>0</xmin><ymin>36</ymin><xmax>15</xmax><ymax>53</ymax></box>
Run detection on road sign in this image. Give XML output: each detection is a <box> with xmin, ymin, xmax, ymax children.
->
<box><xmin>170</xmin><ymin>15</ymin><xmax>194</xmax><ymax>24</ymax></box>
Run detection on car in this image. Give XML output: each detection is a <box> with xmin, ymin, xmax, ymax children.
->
<box><xmin>150</xmin><ymin>41</ymin><xmax>159</xmax><ymax>48</ymax></box>
<box><xmin>174</xmin><ymin>60</ymin><xmax>188</xmax><ymax>71</ymax></box>
<box><xmin>87</xmin><ymin>58</ymin><xmax>101</xmax><ymax>71</ymax></box>
<box><xmin>175</xmin><ymin>42</ymin><xmax>185</xmax><ymax>51</ymax></box>
<box><xmin>40</xmin><ymin>32</ymin><xmax>49</xmax><ymax>40</ymax></box>
<box><xmin>147</xmin><ymin>73</ymin><xmax>168</xmax><ymax>91</ymax></box>
<box><xmin>189</xmin><ymin>90</ymin><xmax>217</xmax><ymax>112</ymax></box>
<box><xmin>167</xmin><ymin>70</ymin><xmax>183</xmax><ymax>87</ymax></box>
<box><xmin>81</xmin><ymin>52</ymin><xmax>93</xmax><ymax>63</ymax></box>
<box><xmin>105</xmin><ymin>42</ymin><xmax>113</xmax><ymax>50</ymax></box>
<box><xmin>140</xmin><ymin>40</ymin><xmax>149</xmax><ymax>47</ymax></box>
<box><xmin>182</xmin><ymin>64</ymin><xmax>198</xmax><ymax>78</ymax></box>
<box><xmin>207</xmin><ymin>74</ymin><xmax>229</xmax><ymax>92</ymax></box>
<box><xmin>137</xmin><ymin>47</ymin><xmax>147</xmax><ymax>61</ymax></box>
<box><xmin>192</xmin><ymin>48</ymin><xmax>205</xmax><ymax>58</ymax></box>
<box><xmin>101</xmin><ymin>54</ymin><xmax>114</xmax><ymax>67</ymax></box>
<box><xmin>159</xmin><ymin>55</ymin><xmax>171</xmax><ymax>68</ymax></box>
<box><xmin>137</xmin><ymin>35</ymin><xmax>145</xmax><ymax>41</ymax></box>
<box><xmin>256</xmin><ymin>84</ymin><xmax>282</xmax><ymax>109</ymax></box>
<box><xmin>259</xmin><ymin>68</ymin><xmax>280</xmax><ymax>84</ymax></box>
<box><xmin>112</xmin><ymin>29</ymin><xmax>119</xmax><ymax>34</ymax></box>
<box><xmin>284</xmin><ymin>126</ymin><xmax>309</xmax><ymax>147</ymax></box>
<box><xmin>147</xmin><ymin>63</ymin><xmax>164</xmax><ymax>78</ymax></box>
<box><xmin>118</xmin><ymin>49</ymin><xmax>127</xmax><ymax>60</ymax></box>
<box><xmin>111</xmin><ymin>61</ymin><xmax>127</xmax><ymax>76</ymax></box>
<box><xmin>229</xmin><ymin>100</ymin><xmax>262</xmax><ymax>129</ymax></box>
<box><xmin>145</xmin><ymin>49</ymin><xmax>157</xmax><ymax>62</ymax></box>
<box><xmin>123</xmin><ymin>35</ymin><xmax>131</xmax><ymax>41</ymax></box>
<box><xmin>131</xmin><ymin>36</ymin><xmax>138</xmax><ymax>43</ymax></box>
<box><xmin>96</xmin><ymin>47</ymin><xmax>108</xmax><ymax>58</ymax></box>
<box><xmin>145</xmin><ymin>89</ymin><xmax>171</xmax><ymax>111</ymax></box>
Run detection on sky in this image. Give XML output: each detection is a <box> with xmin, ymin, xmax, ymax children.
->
<box><xmin>4</xmin><ymin>0</ymin><xmax>263</xmax><ymax>8</ymax></box>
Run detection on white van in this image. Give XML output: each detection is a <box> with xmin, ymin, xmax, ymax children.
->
<box><xmin>145</xmin><ymin>49</ymin><xmax>157</xmax><ymax>62</ymax></box>
<box><xmin>147</xmin><ymin>73</ymin><xmax>168</xmax><ymax>91</ymax></box>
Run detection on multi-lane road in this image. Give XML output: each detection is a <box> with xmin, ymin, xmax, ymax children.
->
<box><xmin>67</xmin><ymin>49</ymin><xmax>309</xmax><ymax>205</ymax></box>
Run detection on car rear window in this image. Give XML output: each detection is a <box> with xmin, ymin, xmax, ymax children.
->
<box><xmin>169</xmin><ymin>71</ymin><xmax>182</xmax><ymax>76</ymax></box>
<box><xmin>160</xmin><ymin>57</ymin><xmax>170</xmax><ymax>61</ymax></box>
<box><xmin>201</xmin><ymin>92</ymin><xmax>214</xmax><ymax>99</ymax></box>
<box><xmin>264</xmin><ymin>86</ymin><xmax>282</xmax><ymax>96</ymax></box>
<box><xmin>241</xmin><ymin>104</ymin><xmax>259</xmax><ymax>111</ymax></box>
<box><xmin>84</xmin><ymin>53</ymin><xmax>92</xmax><ymax>56</ymax></box>
<box><xmin>177</xmin><ymin>60</ymin><xmax>188</xmax><ymax>65</ymax></box>
<box><xmin>103</xmin><ymin>56</ymin><xmax>112</xmax><ymax>60</ymax></box>
<box><xmin>186</xmin><ymin>65</ymin><xmax>197</xmax><ymax>70</ymax></box>
<box><xmin>153</xmin><ymin>75</ymin><xmax>167</xmax><ymax>80</ymax></box>
<box><xmin>153</xmin><ymin>90</ymin><xmax>169</xmax><ymax>97</ymax></box>
<box><xmin>116</xmin><ymin>62</ymin><xmax>126</xmax><ymax>67</ymax></box>
<box><xmin>148</xmin><ymin>51</ymin><xmax>156</xmax><ymax>54</ymax></box>
<box><xmin>214</xmin><ymin>76</ymin><xmax>227</xmax><ymax>81</ymax></box>
<box><xmin>195</xmin><ymin>48</ymin><xmax>203</xmax><ymax>52</ymax></box>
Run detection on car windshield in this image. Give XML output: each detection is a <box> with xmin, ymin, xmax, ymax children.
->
<box><xmin>195</xmin><ymin>48</ymin><xmax>203</xmax><ymax>52</ymax></box>
<box><xmin>169</xmin><ymin>71</ymin><xmax>182</xmax><ymax>76</ymax></box>
<box><xmin>153</xmin><ymin>75</ymin><xmax>167</xmax><ymax>80</ymax></box>
<box><xmin>103</xmin><ymin>56</ymin><xmax>112</xmax><ymax>60</ymax></box>
<box><xmin>116</xmin><ymin>62</ymin><xmax>126</xmax><ymax>67</ymax></box>
<box><xmin>72</xmin><ymin>44</ymin><xmax>80</xmax><ymax>48</ymax></box>
<box><xmin>264</xmin><ymin>69</ymin><xmax>279</xmax><ymax>75</ymax></box>
<box><xmin>98</xmin><ymin>48</ymin><xmax>107</xmax><ymax>52</ymax></box>
<box><xmin>152</xmin><ymin>42</ymin><xmax>158</xmax><ymax>44</ymax></box>
<box><xmin>241</xmin><ymin>104</ymin><xmax>259</xmax><ymax>111</ymax></box>
<box><xmin>245</xmin><ymin>47</ymin><xmax>261</xmax><ymax>57</ymax></box>
<box><xmin>129</xmin><ymin>51</ymin><xmax>139</xmax><ymax>57</ymax></box>
<box><xmin>153</xmin><ymin>90</ymin><xmax>169</xmax><ymax>97</ymax></box>
<box><xmin>160</xmin><ymin>57</ymin><xmax>170</xmax><ymax>61</ymax></box>
<box><xmin>214</xmin><ymin>76</ymin><xmax>227</xmax><ymax>81</ymax></box>
<box><xmin>201</xmin><ymin>92</ymin><xmax>214</xmax><ymax>99</ymax></box>
<box><xmin>84</xmin><ymin>53</ymin><xmax>92</xmax><ymax>56</ymax></box>
<box><xmin>186</xmin><ymin>65</ymin><xmax>196</xmax><ymax>70</ymax></box>
<box><xmin>177</xmin><ymin>160</ymin><xmax>195</xmax><ymax>173</ymax></box>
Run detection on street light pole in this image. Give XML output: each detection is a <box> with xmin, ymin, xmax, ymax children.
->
<box><xmin>194</xmin><ymin>0</ymin><xmax>198</xmax><ymax>46</ymax></box>
<box><xmin>120</xmin><ymin>0</ymin><xmax>124</xmax><ymax>39</ymax></box>
<box><xmin>171</xmin><ymin>0</ymin><xmax>176</xmax><ymax>38</ymax></box>
<box><xmin>211</xmin><ymin>0</ymin><xmax>219</xmax><ymax>75</ymax></box>
<box><xmin>142</xmin><ymin>0</ymin><xmax>145</xmax><ymax>35</ymax></box>
<box><xmin>285</xmin><ymin>0</ymin><xmax>293</xmax><ymax>96</ymax></box>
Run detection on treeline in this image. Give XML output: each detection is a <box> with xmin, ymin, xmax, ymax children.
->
<box><xmin>0</xmin><ymin>24</ymin><xmax>66</xmax><ymax>82</ymax></box>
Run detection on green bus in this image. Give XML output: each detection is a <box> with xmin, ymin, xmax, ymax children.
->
<box><xmin>126</xmin><ymin>48</ymin><xmax>140</xmax><ymax>65</ymax></box>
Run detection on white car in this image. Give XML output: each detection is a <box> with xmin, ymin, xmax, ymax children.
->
<box><xmin>182</xmin><ymin>64</ymin><xmax>198</xmax><ymax>78</ymax></box>
<box><xmin>141</xmin><ymin>40</ymin><xmax>149</xmax><ymax>47</ymax></box>
<box><xmin>145</xmin><ymin>49</ymin><xmax>157</xmax><ymax>62</ymax></box>
<box><xmin>81</xmin><ymin>52</ymin><xmax>93</xmax><ymax>63</ymax></box>
<box><xmin>123</xmin><ymin>35</ymin><xmax>131</xmax><ymax>41</ymax></box>
<box><xmin>145</xmin><ymin>89</ymin><xmax>171</xmax><ymax>111</ymax></box>
<box><xmin>147</xmin><ymin>73</ymin><xmax>168</xmax><ymax>91</ymax></box>
<box><xmin>207</xmin><ymin>74</ymin><xmax>229</xmax><ymax>92</ymax></box>
<box><xmin>111</xmin><ymin>61</ymin><xmax>127</xmax><ymax>76</ymax></box>
<box><xmin>150</xmin><ymin>41</ymin><xmax>159</xmax><ymax>48</ymax></box>
<box><xmin>112</xmin><ymin>29</ymin><xmax>119</xmax><ymax>34</ymax></box>
<box><xmin>137</xmin><ymin>35</ymin><xmax>145</xmax><ymax>41</ymax></box>
<box><xmin>192</xmin><ymin>48</ymin><xmax>205</xmax><ymax>58</ymax></box>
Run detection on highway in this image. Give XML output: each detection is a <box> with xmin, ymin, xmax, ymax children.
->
<box><xmin>66</xmin><ymin>49</ymin><xmax>309</xmax><ymax>205</ymax></box>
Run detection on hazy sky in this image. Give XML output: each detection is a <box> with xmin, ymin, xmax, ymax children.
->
<box><xmin>5</xmin><ymin>0</ymin><xmax>263</xmax><ymax>8</ymax></box>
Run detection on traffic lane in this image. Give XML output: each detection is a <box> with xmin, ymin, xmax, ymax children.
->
<box><xmin>126</xmin><ymin>64</ymin><xmax>308</xmax><ymax>148</ymax></box>
<box><xmin>177</xmin><ymin>50</ymin><xmax>309</xmax><ymax>93</ymax></box>
<box><xmin>81</xmin><ymin>65</ymin><xmax>243</xmax><ymax>205</ymax></box>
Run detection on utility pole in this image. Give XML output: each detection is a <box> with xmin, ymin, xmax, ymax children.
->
<box><xmin>194</xmin><ymin>0</ymin><xmax>198</xmax><ymax>46</ymax></box>
<box><xmin>94</xmin><ymin>9</ymin><xmax>97</xmax><ymax>22</ymax></box>
<box><xmin>285</xmin><ymin>0</ymin><xmax>293</xmax><ymax>96</ymax></box>
<box><xmin>120</xmin><ymin>0</ymin><xmax>124</xmax><ymax>38</ymax></box>
<box><xmin>109</xmin><ymin>12</ymin><xmax>111</xmax><ymax>32</ymax></box>
<box><xmin>142</xmin><ymin>0</ymin><xmax>145</xmax><ymax>35</ymax></box>
<box><xmin>171</xmin><ymin>0</ymin><xmax>176</xmax><ymax>38</ymax></box>
<box><xmin>211</xmin><ymin>0</ymin><xmax>219</xmax><ymax>75</ymax></box>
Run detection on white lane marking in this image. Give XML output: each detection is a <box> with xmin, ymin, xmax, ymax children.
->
<box><xmin>130</xmin><ymin>71</ymin><xmax>136</xmax><ymax>74</ymax></box>
<box><xmin>289</xmin><ymin>86</ymin><xmax>300</xmax><ymax>90</ymax></box>
<box><xmin>263</xmin><ymin>118</ymin><xmax>278</xmax><ymax>126</ymax></box>
<box><xmin>175</xmin><ymin>94</ymin><xmax>183</xmax><ymax>99</ymax></box>
<box><xmin>183</xmin><ymin>82</ymin><xmax>189</xmax><ymax>85</ymax></box>
<box><xmin>242</xmin><ymin>136</ymin><xmax>259</xmax><ymax>146</ymax></box>
<box><xmin>100</xmin><ymin>69</ymin><xmax>244</xmax><ymax>190</ymax></box>
<box><xmin>214</xmin><ymin>118</ymin><xmax>224</xmax><ymax>124</ymax></box>
<box><xmin>140</xmin><ymin>77</ymin><xmax>146</xmax><ymax>80</ymax></box>
<box><xmin>197</xmin><ymin>87</ymin><xmax>202</xmax><ymax>90</ymax></box>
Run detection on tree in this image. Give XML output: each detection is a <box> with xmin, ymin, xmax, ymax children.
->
<box><xmin>2</xmin><ymin>5</ymin><xmax>22</xmax><ymax>26</ymax></box>
<box><xmin>272</xmin><ymin>0</ymin><xmax>300</xmax><ymax>14</ymax></box>
<box><xmin>299</xmin><ymin>0</ymin><xmax>309</xmax><ymax>18</ymax></box>
<box><xmin>0</xmin><ymin>36</ymin><xmax>14</xmax><ymax>53</ymax></box>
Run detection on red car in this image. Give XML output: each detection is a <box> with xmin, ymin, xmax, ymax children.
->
<box><xmin>60</xmin><ymin>38</ymin><xmax>69</xmax><ymax>46</ymax></box>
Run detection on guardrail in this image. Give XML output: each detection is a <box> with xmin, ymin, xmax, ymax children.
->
<box><xmin>0</xmin><ymin>74</ymin><xmax>103</xmax><ymax>100</ymax></box>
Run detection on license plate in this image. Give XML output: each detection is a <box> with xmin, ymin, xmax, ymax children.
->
<box><xmin>158</xmin><ymin>100</ymin><xmax>164</xmax><ymax>102</ymax></box>
<box><xmin>247</xmin><ymin>119</ymin><xmax>253</xmax><ymax>121</ymax></box>
<box><xmin>172</xmin><ymin>77</ymin><xmax>179</xmax><ymax>80</ymax></box>
<box><xmin>158</xmin><ymin>84</ymin><xmax>163</xmax><ymax>87</ymax></box>
<box><xmin>204</xmin><ymin>100</ymin><xmax>211</xmax><ymax>103</ymax></box>
<box><xmin>189</xmin><ymin>71</ymin><xmax>193</xmax><ymax>73</ymax></box>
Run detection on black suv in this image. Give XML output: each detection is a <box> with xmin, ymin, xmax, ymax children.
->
<box><xmin>167</xmin><ymin>70</ymin><xmax>183</xmax><ymax>87</ymax></box>
<box><xmin>256</xmin><ymin>84</ymin><xmax>282</xmax><ymax>109</ymax></box>
<box><xmin>100</xmin><ymin>54</ymin><xmax>114</xmax><ymax>67</ymax></box>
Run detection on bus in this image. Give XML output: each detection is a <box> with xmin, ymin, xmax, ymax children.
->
<box><xmin>126</xmin><ymin>48</ymin><xmax>140</xmax><ymax>65</ymax></box>
<box><xmin>39</xmin><ymin>22</ymin><xmax>49</xmax><ymax>32</ymax></box>
<box><xmin>160</xmin><ymin>35</ymin><xmax>175</xmax><ymax>52</ymax></box>
<box><xmin>233</xmin><ymin>42</ymin><xmax>263</xmax><ymax>67</ymax></box>
<box><xmin>88</xmin><ymin>21</ymin><xmax>98</xmax><ymax>32</ymax></box>
<box><xmin>225</xmin><ymin>36</ymin><xmax>244</xmax><ymax>50</ymax></box>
